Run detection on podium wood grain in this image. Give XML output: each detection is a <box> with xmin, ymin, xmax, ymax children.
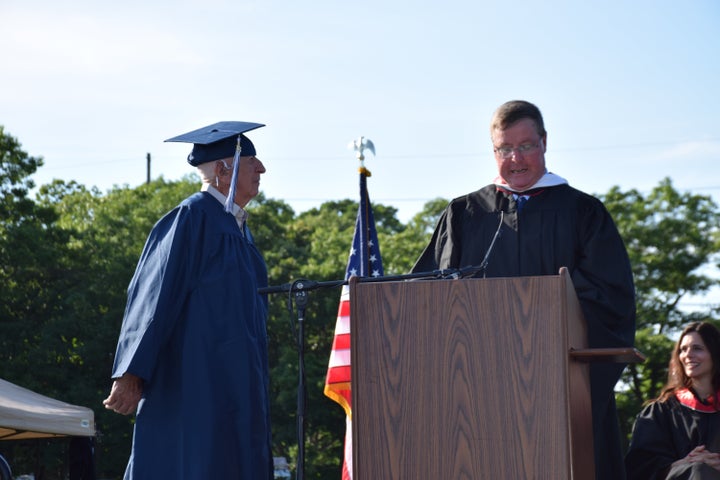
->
<box><xmin>350</xmin><ymin>269</ymin><xmax>594</xmax><ymax>479</ymax></box>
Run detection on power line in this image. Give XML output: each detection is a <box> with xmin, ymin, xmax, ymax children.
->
<box><xmin>34</xmin><ymin>138</ymin><xmax>720</xmax><ymax>170</ymax></box>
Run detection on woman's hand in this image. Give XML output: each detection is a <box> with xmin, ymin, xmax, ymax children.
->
<box><xmin>673</xmin><ymin>445</ymin><xmax>720</xmax><ymax>472</ymax></box>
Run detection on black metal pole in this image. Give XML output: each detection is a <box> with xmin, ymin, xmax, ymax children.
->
<box><xmin>293</xmin><ymin>288</ymin><xmax>308</xmax><ymax>480</ymax></box>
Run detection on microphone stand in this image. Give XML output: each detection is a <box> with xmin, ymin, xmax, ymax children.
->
<box><xmin>291</xmin><ymin>283</ymin><xmax>308</xmax><ymax>480</ymax></box>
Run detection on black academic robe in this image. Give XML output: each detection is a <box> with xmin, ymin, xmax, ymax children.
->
<box><xmin>111</xmin><ymin>192</ymin><xmax>272</xmax><ymax>479</ymax></box>
<box><xmin>626</xmin><ymin>397</ymin><xmax>720</xmax><ymax>480</ymax></box>
<box><xmin>412</xmin><ymin>183</ymin><xmax>636</xmax><ymax>480</ymax></box>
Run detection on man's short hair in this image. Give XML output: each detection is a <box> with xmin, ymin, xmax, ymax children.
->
<box><xmin>491</xmin><ymin>100</ymin><xmax>547</xmax><ymax>138</ymax></box>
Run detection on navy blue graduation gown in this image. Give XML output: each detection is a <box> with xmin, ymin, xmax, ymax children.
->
<box><xmin>412</xmin><ymin>183</ymin><xmax>636</xmax><ymax>480</ymax></box>
<box><xmin>111</xmin><ymin>192</ymin><xmax>272</xmax><ymax>479</ymax></box>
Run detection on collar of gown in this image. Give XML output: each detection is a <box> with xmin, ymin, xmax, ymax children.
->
<box><xmin>201</xmin><ymin>184</ymin><xmax>249</xmax><ymax>225</ymax></box>
<box><xmin>493</xmin><ymin>172</ymin><xmax>569</xmax><ymax>193</ymax></box>
<box><xmin>675</xmin><ymin>387</ymin><xmax>720</xmax><ymax>412</ymax></box>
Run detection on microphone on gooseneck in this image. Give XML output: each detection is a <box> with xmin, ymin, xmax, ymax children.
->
<box><xmin>478</xmin><ymin>210</ymin><xmax>504</xmax><ymax>277</ymax></box>
<box><xmin>452</xmin><ymin>211</ymin><xmax>504</xmax><ymax>279</ymax></box>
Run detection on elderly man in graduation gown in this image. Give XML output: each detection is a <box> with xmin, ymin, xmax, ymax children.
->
<box><xmin>103</xmin><ymin>122</ymin><xmax>273</xmax><ymax>479</ymax></box>
<box><xmin>412</xmin><ymin>100</ymin><xmax>636</xmax><ymax>480</ymax></box>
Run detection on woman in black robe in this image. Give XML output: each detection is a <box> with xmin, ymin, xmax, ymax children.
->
<box><xmin>625</xmin><ymin>322</ymin><xmax>720</xmax><ymax>479</ymax></box>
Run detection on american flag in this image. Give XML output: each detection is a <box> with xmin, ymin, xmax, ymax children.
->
<box><xmin>324</xmin><ymin>167</ymin><xmax>384</xmax><ymax>480</ymax></box>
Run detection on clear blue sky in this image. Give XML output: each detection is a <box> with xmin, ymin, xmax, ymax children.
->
<box><xmin>3</xmin><ymin>0</ymin><xmax>720</xmax><ymax>308</ymax></box>
<box><xmin>2</xmin><ymin>0</ymin><xmax>719</xmax><ymax>222</ymax></box>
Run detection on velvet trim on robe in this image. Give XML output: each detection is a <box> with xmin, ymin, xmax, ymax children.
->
<box><xmin>626</xmin><ymin>396</ymin><xmax>720</xmax><ymax>480</ymax></box>
<box><xmin>675</xmin><ymin>388</ymin><xmax>720</xmax><ymax>413</ymax></box>
<box><xmin>412</xmin><ymin>183</ymin><xmax>636</xmax><ymax>480</ymax></box>
<box><xmin>111</xmin><ymin>192</ymin><xmax>272</xmax><ymax>479</ymax></box>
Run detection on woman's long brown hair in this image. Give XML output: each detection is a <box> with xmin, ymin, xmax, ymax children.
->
<box><xmin>655</xmin><ymin>321</ymin><xmax>720</xmax><ymax>406</ymax></box>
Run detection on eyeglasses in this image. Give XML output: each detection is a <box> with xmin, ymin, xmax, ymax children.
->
<box><xmin>493</xmin><ymin>141</ymin><xmax>542</xmax><ymax>159</ymax></box>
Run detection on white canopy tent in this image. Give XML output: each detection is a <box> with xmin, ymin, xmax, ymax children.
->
<box><xmin>0</xmin><ymin>378</ymin><xmax>95</xmax><ymax>441</ymax></box>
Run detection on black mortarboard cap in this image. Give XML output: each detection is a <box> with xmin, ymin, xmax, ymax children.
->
<box><xmin>165</xmin><ymin>121</ymin><xmax>265</xmax><ymax>166</ymax></box>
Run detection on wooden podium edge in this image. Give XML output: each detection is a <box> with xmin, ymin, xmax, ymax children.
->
<box><xmin>569</xmin><ymin>347</ymin><xmax>646</xmax><ymax>363</ymax></box>
<box><xmin>557</xmin><ymin>267</ymin><xmax>645</xmax><ymax>366</ymax></box>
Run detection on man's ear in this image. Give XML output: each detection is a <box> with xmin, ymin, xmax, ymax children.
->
<box><xmin>215</xmin><ymin>160</ymin><xmax>229</xmax><ymax>177</ymax></box>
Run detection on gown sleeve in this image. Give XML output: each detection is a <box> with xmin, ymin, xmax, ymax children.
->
<box><xmin>626</xmin><ymin>401</ymin><xmax>683</xmax><ymax>480</ymax></box>
<box><xmin>411</xmin><ymin>207</ymin><xmax>452</xmax><ymax>273</ymax></box>
<box><xmin>569</xmin><ymin>196</ymin><xmax>636</xmax><ymax>351</ymax></box>
<box><xmin>110</xmin><ymin>204</ymin><xmax>196</xmax><ymax>381</ymax></box>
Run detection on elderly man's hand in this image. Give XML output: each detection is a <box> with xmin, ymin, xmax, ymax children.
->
<box><xmin>103</xmin><ymin>373</ymin><xmax>143</xmax><ymax>415</ymax></box>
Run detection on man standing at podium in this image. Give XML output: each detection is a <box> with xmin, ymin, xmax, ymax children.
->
<box><xmin>412</xmin><ymin>100</ymin><xmax>636</xmax><ymax>480</ymax></box>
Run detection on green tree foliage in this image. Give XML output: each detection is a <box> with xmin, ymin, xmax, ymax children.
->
<box><xmin>601</xmin><ymin>178</ymin><xmax>720</xmax><ymax>445</ymax></box>
<box><xmin>2</xmin><ymin>125</ymin><xmax>720</xmax><ymax>478</ymax></box>
<box><xmin>0</xmin><ymin>126</ymin><xmax>44</xmax><ymax>224</ymax></box>
<box><xmin>0</xmin><ymin>127</ymin><xmax>74</xmax><ymax>476</ymax></box>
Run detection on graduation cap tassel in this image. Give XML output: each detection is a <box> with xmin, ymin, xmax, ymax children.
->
<box><xmin>224</xmin><ymin>135</ymin><xmax>243</xmax><ymax>213</ymax></box>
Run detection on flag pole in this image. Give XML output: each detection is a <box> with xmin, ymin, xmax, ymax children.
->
<box><xmin>350</xmin><ymin>136</ymin><xmax>375</xmax><ymax>281</ymax></box>
<box><xmin>321</xmin><ymin>137</ymin><xmax>383</xmax><ymax>480</ymax></box>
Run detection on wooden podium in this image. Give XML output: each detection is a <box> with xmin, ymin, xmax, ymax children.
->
<box><xmin>350</xmin><ymin>268</ymin><xmax>638</xmax><ymax>479</ymax></box>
